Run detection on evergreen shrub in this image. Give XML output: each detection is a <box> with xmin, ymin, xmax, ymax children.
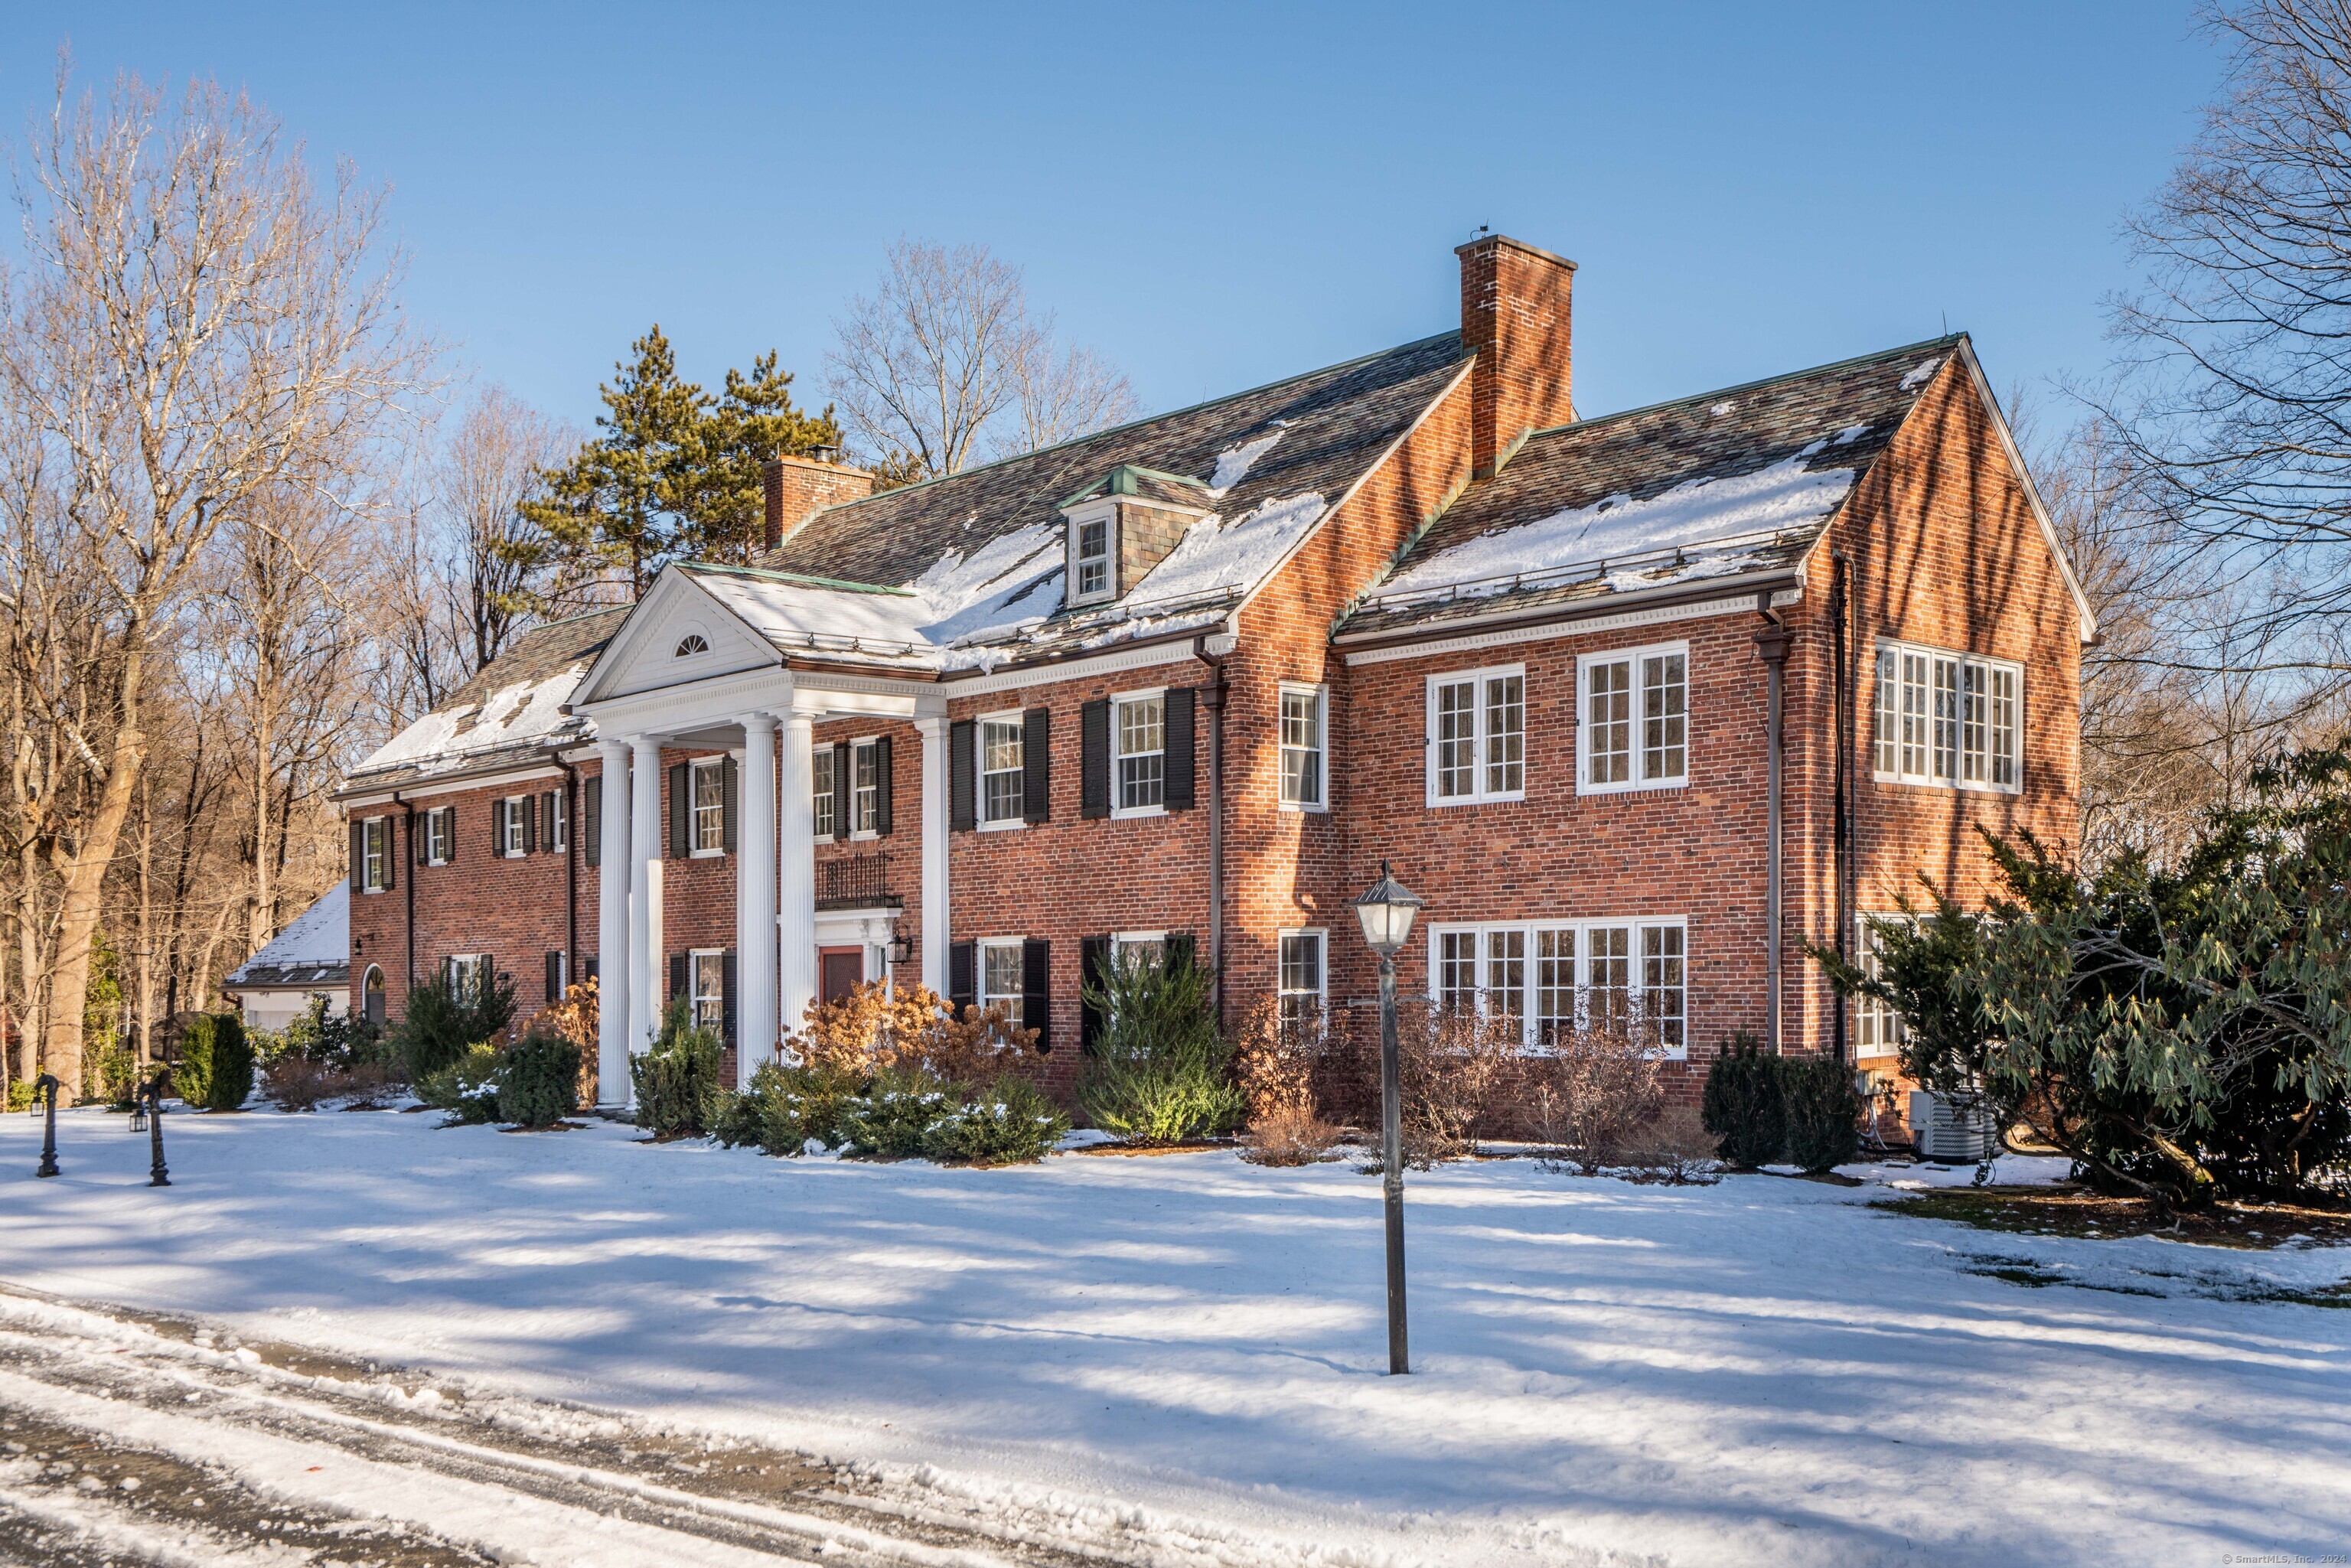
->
<box><xmin>1780</xmin><ymin>1056</ymin><xmax>1865</xmax><ymax>1174</ymax></box>
<box><xmin>716</xmin><ymin>1061</ymin><xmax>861</xmax><ymax>1155</ymax></box>
<box><xmin>1701</xmin><ymin>1032</ymin><xmax>1785</xmax><ymax>1169</ymax></box>
<box><xmin>1078</xmin><ymin>947</ymin><xmax>1245</xmax><ymax>1142</ymax></box>
<box><xmin>919</xmin><ymin>1076</ymin><xmax>1069</xmax><ymax>1166</ymax></box>
<box><xmin>393</xmin><ymin>967</ymin><xmax>514</xmax><ymax>1083</ymax></box>
<box><xmin>418</xmin><ymin>1044</ymin><xmax>504</xmax><ymax>1124</ymax></box>
<box><xmin>176</xmin><ymin>1012</ymin><xmax>253</xmax><ymax>1113</ymax></box>
<box><xmin>500</xmin><ymin>1032</ymin><xmax>581</xmax><ymax>1129</ymax></box>
<box><xmin>633</xmin><ymin>999</ymin><xmax>722</xmax><ymax>1138</ymax></box>
<box><xmin>836</xmin><ymin>1065</ymin><xmax>955</xmax><ymax>1158</ymax></box>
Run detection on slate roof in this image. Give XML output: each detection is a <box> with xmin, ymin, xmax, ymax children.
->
<box><xmin>728</xmin><ymin>333</ymin><xmax>1471</xmax><ymax>670</ymax></box>
<box><xmin>223</xmin><ymin>884</ymin><xmax>348</xmax><ymax>993</ymax></box>
<box><xmin>1335</xmin><ymin>337</ymin><xmax>1962</xmax><ymax>642</ymax></box>
<box><xmin>340</xmin><ymin>607</ymin><xmax>628</xmax><ymax>794</ymax></box>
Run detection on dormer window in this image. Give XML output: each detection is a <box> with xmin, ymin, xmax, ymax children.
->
<box><xmin>674</xmin><ymin>633</ymin><xmax>710</xmax><ymax>658</ymax></box>
<box><xmin>1070</xmin><ymin>507</ymin><xmax>1115</xmax><ymax>606</ymax></box>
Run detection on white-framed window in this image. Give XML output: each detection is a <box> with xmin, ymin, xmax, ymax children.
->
<box><xmin>546</xmin><ymin>788</ymin><xmax>566</xmax><ymax>853</ymax></box>
<box><xmin>1579</xmin><ymin>641</ymin><xmax>1687</xmax><ymax>793</ymax></box>
<box><xmin>1855</xmin><ymin>915</ymin><xmax>1909</xmax><ymax>1060</ymax></box>
<box><xmin>813</xmin><ymin>743</ymin><xmax>837</xmax><ymax>839</ymax></box>
<box><xmin>1873</xmin><ymin>641</ymin><xmax>2022</xmax><ymax>793</ymax></box>
<box><xmin>690</xmin><ymin>758</ymin><xmax>726</xmax><ymax>854</ymax></box>
<box><xmin>1427</xmin><ymin>664</ymin><xmax>1524</xmax><ymax>805</ymax></box>
<box><xmin>674</xmin><ymin>632</ymin><xmax>710</xmax><ymax>658</ymax></box>
<box><xmin>360</xmin><ymin>817</ymin><xmax>390</xmax><ymax>892</ymax></box>
<box><xmin>1277</xmin><ymin>929</ymin><xmax>1325</xmax><ymax>1024</ymax></box>
<box><xmin>979</xmin><ymin>713</ymin><xmax>1025</xmax><ymax>827</ymax></box>
<box><xmin>446</xmin><ymin>953</ymin><xmax>488</xmax><ymax>997</ymax></box>
<box><xmin>1427</xmin><ymin>918</ymin><xmax>1688</xmax><ymax>1055</ymax></box>
<box><xmin>1068</xmin><ymin>504</ymin><xmax>1116</xmax><ymax>605</ymax></box>
<box><xmin>1112</xmin><ymin>691</ymin><xmax>1166</xmax><ymax>817</ymax></box>
<box><xmin>1279</xmin><ymin>683</ymin><xmax>1326</xmax><ymax>810</ymax></box>
<box><xmin>852</xmin><ymin>739</ymin><xmax>882</xmax><ymax>835</ymax></box>
<box><xmin>499</xmin><ymin>797</ymin><xmax>528</xmax><ymax>858</ymax></box>
<box><xmin>1112</xmin><ymin>929</ymin><xmax>1168</xmax><ymax>967</ymax></box>
<box><xmin>361</xmin><ymin>964</ymin><xmax>386</xmax><ymax>1025</ymax></box>
<box><xmin>978</xmin><ymin>938</ymin><xmax>1026</xmax><ymax>1024</ymax></box>
<box><xmin>690</xmin><ymin>948</ymin><xmax>725</xmax><ymax>1032</ymax></box>
<box><xmin>423</xmin><ymin>807</ymin><xmax>452</xmax><ymax>866</ymax></box>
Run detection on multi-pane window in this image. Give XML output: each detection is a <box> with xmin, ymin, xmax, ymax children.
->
<box><xmin>1279</xmin><ymin>685</ymin><xmax>1325</xmax><ymax>810</ymax></box>
<box><xmin>1873</xmin><ymin>641</ymin><xmax>2023</xmax><ymax>793</ymax></box>
<box><xmin>1112</xmin><ymin>931</ymin><xmax>1167</xmax><ymax>970</ymax></box>
<box><xmin>1427</xmin><ymin>665</ymin><xmax>1525</xmax><ymax>804</ymax></box>
<box><xmin>361</xmin><ymin>817</ymin><xmax>390</xmax><ymax>892</ymax></box>
<box><xmin>426</xmin><ymin>807</ymin><xmax>452</xmax><ymax>865</ymax></box>
<box><xmin>1072</xmin><ymin>513</ymin><xmax>1113</xmax><ymax>602</ymax></box>
<box><xmin>979</xmin><ymin>940</ymin><xmax>1026</xmax><ymax>1024</ymax></box>
<box><xmin>546</xmin><ymin>789</ymin><xmax>566</xmax><ymax>853</ymax></box>
<box><xmin>1114</xmin><ymin>694</ymin><xmax>1166</xmax><ymax>813</ymax></box>
<box><xmin>1855</xmin><ymin>917</ymin><xmax>1908</xmax><ymax>1059</ymax></box>
<box><xmin>1433</xmin><ymin>919</ymin><xmax>1687</xmax><ymax>1055</ymax></box>
<box><xmin>447</xmin><ymin>953</ymin><xmax>487</xmax><ymax>999</ymax></box>
<box><xmin>691</xmin><ymin>759</ymin><xmax>726</xmax><ymax>853</ymax></box>
<box><xmin>813</xmin><ymin>745</ymin><xmax>836</xmax><ymax>838</ymax></box>
<box><xmin>1278</xmin><ymin>930</ymin><xmax>1325</xmax><ymax>1025</ymax></box>
<box><xmin>690</xmin><ymin>949</ymin><xmax>725</xmax><ymax>1033</ymax></box>
<box><xmin>500</xmin><ymin>799</ymin><xmax>527</xmax><ymax>858</ymax></box>
<box><xmin>980</xmin><ymin>718</ymin><xmax>1025</xmax><ymax>825</ymax></box>
<box><xmin>853</xmin><ymin>741</ymin><xmax>882</xmax><ymax>833</ymax></box>
<box><xmin>1582</xmin><ymin>644</ymin><xmax>1687</xmax><ymax>792</ymax></box>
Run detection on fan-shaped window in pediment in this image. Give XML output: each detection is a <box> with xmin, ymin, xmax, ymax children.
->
<box><xmin>674</xmin><ymin>633</ymin><xmax>711</xmax><ymax>658</ymax></box>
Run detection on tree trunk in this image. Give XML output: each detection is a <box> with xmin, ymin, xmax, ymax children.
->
<box><xmin>43</xmin><ymin>658</ymin><xmax>147</xmax><ymax>1104</ymax></box>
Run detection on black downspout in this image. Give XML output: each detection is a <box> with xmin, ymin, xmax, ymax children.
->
<box><xmin>395</xmin><ymin>792</ymin><xmax>417</xmax><ymax>1005</ymax></box>
<box><xmin>1194</xmin><ymin>634</ymin><xmax>1231</xmax><ymax>1025</ymax></box>
<box><xmin>1829</xmin><ymin>554</ymin><xmax>1850</xmax><ymax>1067</ymax></box>
<box><xmin>558</xmin><ymin>755</ymin><xmax>581</xmax><ymax>990</ymax></box>
<box><xmin>1753</xmin><ymin>593</ymin><xmax>1792</xmax><ymax>1056</ymax></box>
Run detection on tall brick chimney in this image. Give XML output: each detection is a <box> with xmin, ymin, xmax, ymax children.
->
<box><xmin>1456</xmin><ymin>234</ymin><xmax>1577</xmax><ymax>478</ymax></box>
<box><xmin>762</xmin><ymin>452</ymin><xmax>876</xmax><ymax>553</ymax></box>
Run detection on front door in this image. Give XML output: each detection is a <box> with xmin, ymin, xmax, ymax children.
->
<box><xmin>819</xmin><ymin>947</ymin><xmax>864</xmax><ymax>1005</ymax></box>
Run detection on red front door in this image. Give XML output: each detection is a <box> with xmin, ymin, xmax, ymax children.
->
<box><xmin>819</xmin><ymin>948</ymin><xmax>864</xmax><ymax>1005</ymax></box>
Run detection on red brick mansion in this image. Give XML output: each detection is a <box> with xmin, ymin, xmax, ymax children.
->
<box><xmin>337</xmin><ymin>234</ymin><xmax>2089</xmax><ymax>1105</ymax></box>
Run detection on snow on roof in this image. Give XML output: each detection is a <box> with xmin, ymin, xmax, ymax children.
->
<box><xmin>1377</xmin><ymin>450</ymin><xmax>1854</xmax><ymax>605</ymax></box>
<box><xmin>344</xmin><ymin>610</ymin><xmax>625</xmax><ymax>790</ymax></box>
<box><xmin>225</xmin><ymin>883</ymin><xmax>347</xmax><ymax>984</ymax></box>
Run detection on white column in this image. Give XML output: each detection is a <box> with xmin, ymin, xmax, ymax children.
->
<box><xmin>778</xmin><ymin>711</ymin><xmax>819</xmax><ymax>1048</ymax></box>
<box><xmin>738</xmin><ymin>714</ymin><xmax>779</xmax><ymax>1089</ymax></box>
<box><xmin>594</xmin><ymin>738</ymin><xmax>633</xmax><ymax>1105</ymax></box>
<box><xmin>915</xmin><ymin>712</ymin><xmax>951</xmax><ymax>995</ymax></box>
<box><xmin>628</xmin><ymin>735</ymin><xmax>666</xmax><ymax>1058</ymax></box>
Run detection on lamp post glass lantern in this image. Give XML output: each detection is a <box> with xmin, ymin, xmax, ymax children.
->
<box><xmin>1351</xmin><ymin>861</ymin><xmax>1423</xmax><ymax>1375</ymax></box>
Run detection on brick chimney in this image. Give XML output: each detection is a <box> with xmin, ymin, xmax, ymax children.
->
<box><xmin>762</xmin><ymin>452</ymin><xmax>876</xmax><ymax>552</ymax></box>
<box><xmin>1456</xmin><ymin>234</ymin><xmax>1577</xmax><ymax>478</ymax></box>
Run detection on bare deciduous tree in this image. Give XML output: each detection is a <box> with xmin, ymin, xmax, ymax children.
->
<box><xmin>826</xmin><ymin>239</ymin><xmax>1136</xmax><ymax>478</ymax></box>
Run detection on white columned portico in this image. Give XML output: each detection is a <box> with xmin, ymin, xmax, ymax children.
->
<box><xmin>594</xmin><ymin>738</ymin><xmax>634</xmax><ymax>1104</ymax></box>
<box><xmin>915</xmin><ymin>712</ymin><xmax>951</xmax><ymax>995</ymax></box>
<box><xmin>778</xmin><ymin>710</ymin><xmax>819</xmax><ymax>1048</ymax></box>
<box><xmin>738</xmin><ymin>713</ymin><xmax>780</xmax><ymax>1087</ymax></box>
<box><xmin>628</xmin><ymin>734</ymin><xmax>666</xmax><ymax>1057</ymax></box>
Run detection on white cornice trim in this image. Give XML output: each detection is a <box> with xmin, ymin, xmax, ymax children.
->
<box><xmin>576</xmin><ymin>666</ymin><xmax>796</xmax><ymax>738</ymax></box>
<box><xmin>338</xmin><ymin>761</ymin><xmax>567</xmax><ymax>811</ymax></box>
<box><xmin>1340</xmin><ymin>585</ymin><xmax>1800</xmax><ymax>667</ymax></box>
<box><xmin>945</xmin><ymin>635</ymin><xmax>1205</xmax><ymax>696</ymax></box>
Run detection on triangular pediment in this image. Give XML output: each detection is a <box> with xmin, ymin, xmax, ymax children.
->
<box><xmin>572</xmin><ymin>568</ymin><xmax>778</xmax><ymax>705</ymax></box>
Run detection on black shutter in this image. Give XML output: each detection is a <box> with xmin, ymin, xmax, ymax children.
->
<box><xmin>1022</xmin><ymin>707</ymin><xmax>1051</xmax><ymax>824</ymax></box>
<box><xmin>442</xmin><ymin>807</ymin><xmax>456</xmax><ymax>865</ymax></box>
<box><xmin>544</xmin><ymin>950</ymin><xmax>563</xmax><ymax>1006</ymax></box>
<box><xmin>1164</xmin><ymin>688</ymin><xmax>1195</xmax><ymax>810</ymax></box>
<box><xmin>722</xmin><ymin>756</ymin><xmax>739</xmax><ymax>853</ymax></box>
<box><xmin>949</xmin><ymin>719</ymin><xmax>976</xmax><ymax>832</ymax></box>
<box><xmin>833</xmin><ymin>745</ymin><xmax>853</xmax><ymax>841</ymax></box>
<box><xmin>414</xmin><ymin>810</ymin><xmax>429</xmax><ymax>865</ymax></box>
<box><xmin>491</xmin><ymin>799</ymin><xmax>504</xmax><ymax>859</ymax></box>
<box><xmin>669</xmin><ymin>762</ymin><xmax>690</xmax><ymax>857</ymax></box>
<box><xmin>1022</xmin><ymin>937</ymin><xmax>1051</xmax><ymax>1052</ymax></box>
<box><xmin>350</xmin><ymin>820</ymin><xmax>364</xmax><ymax>891</ymax></box>
<box><xmin>874</xmin><ymin>736</ymin><xmax>893</xmax><ymax>835</ymax></box>
<box><xmin>1081</xmin><ymin>699</ymin><xmax>1110</xmax><ymax>819</ymax></box>
<box><xmin>582</xmin><ymin>954</ymin><xmax>599</xmax><ymax>983</ymax></box>
<box><xmin>722</xmin><ymin>949</ymin><xmax>739</xmax><ymax>1045</ymax></box>
<box><xmin>544</xmin><ymin>791</ymin><xmax>559</xmax><ymax>852</ymax></box>
<box><xmin>670</xmin><ymin>952</ymin><xmax>688</xmax><ymax>1004</ymax></box>
<box><xmin>380</xmin><ymin>821</ymin><xmax>395</xmax><ymax>892</ymax></box>
<box><xmin>949</xmin><ymin>940</ymin><xmax>975</xmax><ymax>1014</ymax></box>
<box><xmin>524</xmin><ymin>793</ymin><xmax>539</xmax><ymax>855</ymax></box>
<box><xmin>584</xmin><ymin>777</ymin><xmax>601</xmax><ymax>866</ymax></box>
<box><xmin>1080</xmin><ymin>936</ymin><xmax>1110</xmax><ymax>1053</ymax></box>
<box><xmin>1168</xmin><ymin>931</ymin><xmax>1197</xmax><ymax>974</ymax></box>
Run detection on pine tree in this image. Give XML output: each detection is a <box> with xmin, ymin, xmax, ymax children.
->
<box><xmin>514</xmin><ymin>328</ymin><xmax>840</xmax><ymax>601</ymax></box>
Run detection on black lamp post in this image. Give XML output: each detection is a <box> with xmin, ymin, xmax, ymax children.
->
<box><xmin>32</xmin><ymin>1073</ymin><xmax>60</xmax><ymax>1178</ymax></box>
<box><xmin>140</xmin><ymin>1073</ymin><xmax>170</xmax><ymax>1188</ymax></box>
<box><xmin>1351</xmin><ymin>860</ymin><xmax>1424</xmax><ymax>1376</ymax></box>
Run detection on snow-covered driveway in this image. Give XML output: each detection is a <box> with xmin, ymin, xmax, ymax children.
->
<box><xmin>0</xmin><ymin>1107</ymin><xmax>2344</xmax><ymax>1568</ymax></box>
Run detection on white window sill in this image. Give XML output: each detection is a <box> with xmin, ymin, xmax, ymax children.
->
<box><xmin>1872</xmin><ymin>771</ymin><xmax>2022</xmax><ymax>797</ymax></box>
<box><xmin>1278</xmin><ymin>800</ymin><xmax>1328</xmax><ymax>814</ymax></box>
<box><xmin>359</xmin><ymin>885</ymin><xmax>387</xmax><ymax>896</ymax></box>
<box><xmin>1426</xmin><ymin>792</ymin><xmax>1525</xmax><ymax>809</ymax></box>
<box><xmin>1577</xmin><ymin>776</ymin><xmax>1689</xmax><ymax>797</ymax></box>
<box><xmin>501</xmin><ymin>850</ymin><xmax>525</xmax><ymax>860</ymax></box>
<box><xmin>978</xmin><ymin>817</ymin><xmax>1025</xmax><ymax>832</ymax></box>
<box><xmin>690</xmin><ymin>847</ymin><xmax>726</xmax><ymax>859</ymax></box>
<box><xmin>1110</xmin><ymin>804</ymin><xmax>1166</xmax><ymax>820</ymax></box>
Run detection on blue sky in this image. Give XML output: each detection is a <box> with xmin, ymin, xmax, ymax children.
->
<box><xmin>0</xmin><ymin>2</ymin><xmax>2216</xmax><ymax>437</ymax></box>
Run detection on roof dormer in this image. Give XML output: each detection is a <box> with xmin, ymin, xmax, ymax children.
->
<box><xmin>1059</xmin><ymin>465</ymin><xmax>1213</xmax><ymax>609</ymax></box>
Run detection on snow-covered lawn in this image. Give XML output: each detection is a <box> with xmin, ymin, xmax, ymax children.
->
<box><xmin>0</xmin><ymin>1105</ymin><xmax>2346</xmax><ymax>1568</ymax></box>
